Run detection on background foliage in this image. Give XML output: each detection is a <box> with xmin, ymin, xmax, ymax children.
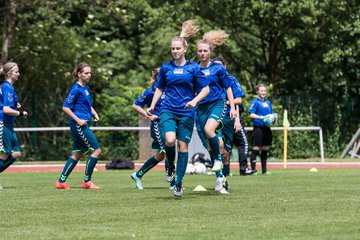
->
<box><xmin>0</xmin><ymin>0</ymin><xmax>359</xmax><ymax>160</ymax></box>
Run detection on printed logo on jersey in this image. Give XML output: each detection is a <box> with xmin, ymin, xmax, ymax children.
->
<box><xmin>202</xmin><ymin>69</ymin><xmax>210</xmax><ymax>76</ymax></box>
<box><xmin>138</xmin><ymin>94</ymin><xmax>146</xmax><ymax>103</ymax></box>
<box><xmin>85</xmin><ymin>90</ymin><xmax>89</xmax><ymax>96</ymax></box>
<box><xmin>67</xmin><ymin>94</ymin><xmax>75</xmax><ymax>104</ymax></box>
<box><xmin>249</xmin><ymin>103</ymin><xmax>255</xmax><ymax>110</ymax></box>
<box><xmin>173</xmin><ymin>68</ymin><xmax>183</xmax><ymax>74</ymax></box>
<box><xmin>262</xmin><ymin>102</ymin><xmax>269</xmax><ymax>108</ymax></box>
<box><xmin>7</xmin><ymin>93</ymin><xmax>13</xmax><ymax>102</ymax></box>
<box><xmin>160</xmin><ymin>92</ymin><xmax>166</xmax><ymax>99</ymax></box>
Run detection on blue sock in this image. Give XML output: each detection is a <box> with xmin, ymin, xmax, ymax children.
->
<box><xmin>136</xmin><ymin>156</ymin><xmax>159</xmax><ymax>178</ymax></box>
<box><xmin>209</xmin><ymin>136</ymin><xmax>221</xmax><ymax>162</ymax></box>
<box><xmin>222</xmin><ymin>164</ymin><xmax>230</xmax><ymax>177</ymax></box>
<box><xmin>84</xmin><ymin>156</ymin><xmax>98</xmax><ymax>182</ymax></box>
<box><xmin>0</xmin><ymin>155</ymin><xmax>16</xmax><ymax>173</ymax></box>
<box><xmin>175</xmin><ymin>152</ymin><xmax>188</xmax><ymax>185</ymax></box>
<box><xmin>165</xmin><ymin>145</ymin><xmax>176</xmax><ymax>171</ymax></box>
<box><xmin>59</xmin><ymin>157</ymin><xmax>78</xmax><ymax>183</ymax></box>
<box><xmin>0</xmin><ymin>160</ymin><xmax>5</xmax><ymax>173</ymax></box>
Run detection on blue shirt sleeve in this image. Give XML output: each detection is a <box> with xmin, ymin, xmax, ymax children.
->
<box><xmin>218</xmin><ymin>67</ymin><xmax>232</xmax><ymax>89</ymax></box>
<box><xmin>3</xmin><ymin>85</ymin><xmax>16</xmax><ymax>108</ymax></box>
<box><xmin>63</xmin><ymin>86</ymin><xmax>79</xmax><ymax>109</ymax></box>
<box><xmin>154</xmin><ymin>65</ymin><xmax>167</xmax><ymax>90</ymax></box>
<box><xmin>134</xmin><ymin>88</ymin><xmax>152</xmax><ymax>108</ymax></box>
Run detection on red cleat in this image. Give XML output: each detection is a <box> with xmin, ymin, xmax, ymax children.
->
<box><xmin>55</xmin><ymin>181</ymin><xmax>70</xmax><ymax>189</ymax></box>
<box><xmin>82</xmin><ymin>181</ymin><xmax>100</xmax><ymax>189</ymax></box>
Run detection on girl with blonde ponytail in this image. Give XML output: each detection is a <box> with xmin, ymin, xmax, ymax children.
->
<box><xmin>146</xmin><ymin>20</ymin><xmax>210</xmax><ymax>197</ymax></box>
<box><xmin>195</xmin><ymin>30</ymin><xmax>236</xmax><ymax>194</ymax></box>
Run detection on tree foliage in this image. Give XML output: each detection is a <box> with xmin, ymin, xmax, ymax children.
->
<box><xmin>0</xmin><ymin>0</ymin><xmax>358</xmax><ymax>160</ymax></box>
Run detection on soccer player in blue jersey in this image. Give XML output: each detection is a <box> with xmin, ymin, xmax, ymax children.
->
<box><xmin>146</xmin><ymin>20</ymin><xmax>210</xmax><ymax>197</ymax></box>
<box><xmin>131</xmin><ymin>68</ymin><xmax>175</xmax><ymax>190</ymax></box>
<box><xmin>0</xmin><ymin>62</ymin><xmax>28</xmax><ymax>189</ymax></box>
<box><xmin>213</xmin><ymin>56</ymin><xmax>248</xmax><ymax>189</ymax></box>
<box><xmin>196</xmin><ymin>31</ymin><xmax>236</xmax><ymax>194</ymax></box>
<box><xmin>248</xmin><ymin>83</ymin><xmax>274</xmax><ymax>175</ymax></box>
<box><xmin>55</xmin><ymin>63</ymin><xmax>102</xmax><ymax>189</ymax></box>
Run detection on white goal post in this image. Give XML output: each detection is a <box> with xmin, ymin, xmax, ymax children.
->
<box><xmin>14</xmin><ymin>126</ymin><xmax>324</xmax><ymax>162</ymax></box>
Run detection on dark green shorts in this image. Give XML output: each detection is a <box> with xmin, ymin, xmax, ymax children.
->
<box><xmin>70</xmin><ymin>124</ymin><xmax>100</xmax><ymax>154</ymax></box>
<box><xmin>161</xmin><ymin>111</ymin><xmax>194</xmax><ymax>143</ymax></box>
<box><xmin>0</xmin><ymin>122</ymin><xmax>20</xmax><ymax>154</ymax></box>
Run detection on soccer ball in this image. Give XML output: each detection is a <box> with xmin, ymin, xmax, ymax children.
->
<box><xmin>193</xmin><ymin>162</ymin><xmax>207</xmax><ymax>174</ymax></box>
<box><xmin>263</xmin><ymin>113</ymin><xmax>278</xmax><ymax>127</ymax></box>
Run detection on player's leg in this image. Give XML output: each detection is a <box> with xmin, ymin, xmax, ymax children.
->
<box><xmin>173</xmin><ymin>115</ymin><xmax>193</xmax><ymax>197</ymax></box>
<box><xmin>82</xmin><ymin>125</ymin><xmax>101</xmax><ymax>189</ymax></box>
<box><xmin>260</xmin><ymin>128</ymin><xmax>272</xmax><ymax>175</ymax></box>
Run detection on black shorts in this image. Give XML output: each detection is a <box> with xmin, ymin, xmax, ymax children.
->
<box><xmin>251</xmin><ymin>126</ymin><xmax>272</xmax><ymax>147</ymax></box>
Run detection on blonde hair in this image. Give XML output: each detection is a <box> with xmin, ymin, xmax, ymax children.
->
<box><xmin>0</xmin><ymin>62</ymin><xmax>18</xmax><ymax>81</ymax></box>
<box><xmin>198</xmin><ymin>30</ymin><xmax>229</xmax><ymax>49</ymax></box>
<box><xmin>171</xmin><ymin>20</ymin><xmax>199</xmax><ymax>49</ymax></box>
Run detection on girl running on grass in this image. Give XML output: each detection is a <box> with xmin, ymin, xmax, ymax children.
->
<box><xmin>131</xmin><ymin>67</ymin><xmax>176</xmax><ymax>190</ymax></box>
<box><xmin>146</xmin><ymin>20</ymin><xmax>210</xmax><ymax>197</ymax></box>
<box><xmin>56</xmin><ymin>63</ymin><xmax>101</xmax><ymax>190</ymax></box>
<box><xmin>195</xmin><ymin>31</ymin><xmax>236</xmax><ymax>194</ymax></box>
<box><xmin>0</xmin><ymin>62</ymin><xmax>28</xmax><ymax>189</ymax></box>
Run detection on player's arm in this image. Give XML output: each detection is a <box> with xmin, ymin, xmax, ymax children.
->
<box><xmin>3</xmin><ymin>106</ymin><xmax>27</xmax><ymax>118</ymax></box>
<box><xmin>133</xmin><ymin>104</ymin><xmax>158</xmax><ymax>121</ymax></box>
<box><xmin>146</xmin><ymin>88</ymin><xmax>163</xmax><ymax>115</ymax></box>
<box><xmin>234</xmin><ymin>105</ymin><xmax>242</xmax><ymax>132</ymax></box>
<box><xmin>91</xmin><ymin>107</ymin><xmax>100</xmax><ymax>122</ymax></box>
<box><xmin>249</xmin><ymin>113</ymin><xmax>264</xmax><ymax>120</ymax></box>
<box><xmin>63</xmin><ymin>106</ymin><xmax>87</xmax><ymax>126</ymax></box>
<box><xmin>225</xmin><ymin>87</ymin><xmax>237</xmax><ymax>119</ymax></box>
<box><xmin>185</xmin><ymin>86</ymin><xmax>210</xmax><ymax>108</ymax></box>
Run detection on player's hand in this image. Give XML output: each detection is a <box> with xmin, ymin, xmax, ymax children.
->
<box><xmin>146</xmin><ymin>107</ymin><xmax>154</xmax><ymax>116</ymax></box>
<box><xmin>229</xmin><ymin>108</ymin><xmax>237</xmax><ymax>119</ymax></box>
<box><xmin>17</xmin><ymin>103</ymin><xmax>21</xmax><ymax>109</ymax></box>
<box><xmin>149</xmin><ymin>115</ymin><xmax>159</xmax><ymax>121</ymax></box>
<box><xmin>78</xmin><ymin>119</ymin><xmax>87</xmax><ymax>126</ymax></box>
<box><xmin>185</xmin><ymin>100</ymin><xmax>197</xmax><ymax>108</ymax></box>
<box><xmin>234</xmin><ymin>121</ymin><xmax>242</xmax><ymax>132</ymax></box>
<box><xmin>19</xmin><ymin>110</ymin><xmax>28</xmax><ymax>119</ymax></box>
<box><xmin>93</xmin><ymin>115</ymin><xmax>100</xmax><ymax>122</ymax></box>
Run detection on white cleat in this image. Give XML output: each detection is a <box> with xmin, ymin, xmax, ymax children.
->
<box><xmin>219</xmin><ymin>188</ymin><xmax>229</xmax><ymax>194</ymax></box>
<box><xmin>215</xmin><ymin>176</ymin><xmax>225</xmax><ymax>191</ymax></box>
<box><xmin>131</xmin><ymin>172</ymin><xmax>143</xmax><ymax>190</ymax></box>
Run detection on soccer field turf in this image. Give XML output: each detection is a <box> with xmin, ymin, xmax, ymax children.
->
<box><xmin>0</xmin><ymin>168</ymin><xmax>359</xmax><ymax>240</ymax></box>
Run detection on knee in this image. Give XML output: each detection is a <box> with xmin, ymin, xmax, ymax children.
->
<box><xmin>12</xmin><ymin>151</ymin><xmax>21</xmax><ymax>159</ymax></box>
<box><xmin>92</xmin><ymin>148</ymin><xmax>102</xmax><ymax>158</ymax></box>
<box><xmin>177</xmin><ymin>141</ymin><xmax>188</xmax><ymax>152</ymax></box>
<box><xmin>204</xmin><ymin>126</ymin><xmax>215</xmax><ymax>138</ymax></box>
<box><xmin>166</xmin><ymin>139</ymin><xmax>176</xmax><ymax>147</ymax></box>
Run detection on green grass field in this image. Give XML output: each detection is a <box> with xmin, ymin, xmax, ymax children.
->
<box><xmin>1</xmin><ymin>168</ymin><xmax>359</xmax><ymax>240</ymax></box>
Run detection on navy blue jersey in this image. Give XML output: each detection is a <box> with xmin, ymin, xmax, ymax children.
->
<box><xmin>224</xmin><ymin>75</ymin><xmax>245</xmax><ymax>116</ymax></box>
<box><xmin>197</xmin><ymin>62</ymin><xmax>232</xmax><ymax>105</ymax></box>
<box><xmin>0</xmin><ymin>80</ymin><xmax>18</xmax><ymax>123</ymax></box>
<box><xmin>134</xmin><ymin>86</ymin><xmax>164</xmax><ymax>117</ymax></box>
<box><xmin>248</xmin><ymin>98</ymin><xmax>273</xmax><ymax>127</ymax></box>
<box><xmin>63</xmin><ymin>83</ymin><xmax>93</xmax><ymax>125</ymax></box>
<box><xmin>155</xmin><ymin>60</ymin><xmax>209</xmax><ymax>117</ymax></box>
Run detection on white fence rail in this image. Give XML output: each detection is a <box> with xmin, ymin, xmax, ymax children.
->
<box><xmin>14</xmin><ymin>126</ymin><xmax>324</xmax><ymax>162</ymax></box>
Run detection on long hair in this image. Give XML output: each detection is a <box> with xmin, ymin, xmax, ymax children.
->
<box><xmin>171</xmin><ymin>20</ymin><xmax>199</xmax><ymax>49</ymax></box>
<box><xmin>198</xmin><ymin>30</ymin><xmax>229</xmax><ymax>49</ymax></box>
<box><xmin>72</xmin><ymin>63</ymin><xmax>90</xmax><ymax>79</ymax></box>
